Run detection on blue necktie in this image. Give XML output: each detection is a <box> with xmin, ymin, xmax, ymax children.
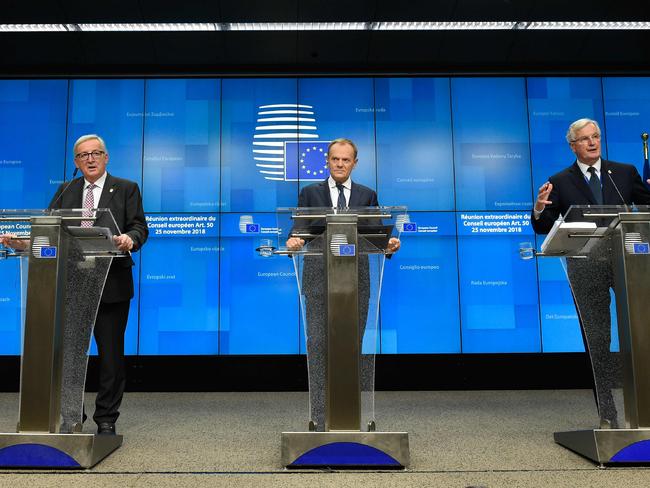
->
<box><xmin>587</xmin><ymin>167</ymin><xmax>603</xmax><ymax>205</ymax></box>
<box><xmin>336</xmin><ymin>183</ymin><xmax>346</xmax><ymax>209</ymax></box>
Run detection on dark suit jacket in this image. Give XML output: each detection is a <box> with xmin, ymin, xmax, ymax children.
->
<box><xmin>292</xmin><ymin>178</ymin><xmax>381</xmax><ymax>244</ymax></box>
<box><xmin>49</xmin><ymin>173</ymin><xmax>149</xmax><ymax>303</ymax></box>
<box><xmin>297</xmin><ymin>179</ymin><xmax>379</xmax><ymax>208</ymax></box>
<box><xmin>531</xmin><ymin>160</ymin><xmax>650</xmax><ymax>235</ymax></box>
<box><xmin>296</xmin><ymin>178</ymin><xmax>382</xmax><ymax>299</ymax></box>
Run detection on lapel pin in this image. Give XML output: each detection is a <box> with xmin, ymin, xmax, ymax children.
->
<box><xmin>110</xmin><ymin>188</ymin><xmax>114</xmax><ymax>193</ymax></box>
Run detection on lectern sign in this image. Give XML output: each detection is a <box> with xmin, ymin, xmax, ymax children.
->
<box><xmin>402</xmin><ymin>222</ymin><xmax>418</xmax><ymax>232</ymax></box>
<box><xmin>31</xmin><ymin>236</ymin><xmax>54</xmax><ymax>259</ymax></box>
<box><xmin>39</xmin><ymin>247</ymin><xmax>57</xmax><ymax>259</ymax></box>
<box><xmin>338</xmin><ymin>244</ymin><xmax>356</xmax><ymax>256</ymax></box>
<box><xmin>329</xmin><ymin>233</ymin><xmax>355</xmax><ymax>257</ymax></box>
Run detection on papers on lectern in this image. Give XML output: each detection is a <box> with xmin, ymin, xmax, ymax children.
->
<box><xmin>540</xmin><ymin>219</ymin><xmax>598</xmax><ymax>255</ymax></box>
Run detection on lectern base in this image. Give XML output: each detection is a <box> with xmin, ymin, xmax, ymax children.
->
<box><xmin>554</xmin><ymin>428</ymin><xmax>650</xmax><ymax>465</ymax></box>
<box><xmin>281</xmin><ymin>431</ymin><xmax>409</xmax><ymax>468</ymax></box>
<box><xmin>0</xmin><ymin>432</ymin><xmax>122</xmax><ymax>468</ymax></box>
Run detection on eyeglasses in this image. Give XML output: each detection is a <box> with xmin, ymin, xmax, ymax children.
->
<box><xmin>75</xmin><ymin>150</ymin><xmax>105</xmax><ymax>161</ymax></box>
<box><xmin>572</xmin><ymin>133</ymin><xmax>601</xmax><ymax>145</ymax></box>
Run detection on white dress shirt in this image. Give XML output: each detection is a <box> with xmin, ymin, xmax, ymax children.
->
<box><xmin>328</xmin><ymin>175</ymin><xmax>351</xmax><ymax>208</ymax></box>
<box><xmin>576</xmin><ymin>158</ymin><xmax>602</xmax><ymax>182</ymax></box>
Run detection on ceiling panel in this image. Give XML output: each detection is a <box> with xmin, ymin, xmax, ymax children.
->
<box><xmin>219</xmin><ymin>0</ymin><xmax>299</xmax><ymax>23</ymax></box>
<box><xmin>57</xmin><ymin>1</ymin><xmax>144</xmax><ymax>23</ymax></box>
<box><xmin>1</xmin><ymin>1</ymin><xmax>650</xmax><ymax>76</ymax></box>
<box><xmin>138</xmin><ymin>1</ymin><xmax>223</xmax><ymax>23</ymax></box>
<box><xmin>2</xmin><ymin>1</ymin><xmax>67</xmax><ymax>23</ymax></box>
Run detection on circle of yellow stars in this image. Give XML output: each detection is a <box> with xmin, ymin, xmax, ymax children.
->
<box><xmin>301</xmin><ymin>146</ymin><xmax>328</xmax><ymax>175</ymax></box>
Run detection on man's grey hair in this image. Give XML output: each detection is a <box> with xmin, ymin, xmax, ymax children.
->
<box><xmin>566</xmin><ymin>118</ymin><xmax>601</xmax><ymax>144</ymax></box>
<box><xmin>73</xmin><ymin>134</ymin><xmax>108</xmax><ymax>155</ymax></box>
<box><xmin>327</xmin><ymin>138</ymin><xmax>358</xmax><ymax>160</ymax></box>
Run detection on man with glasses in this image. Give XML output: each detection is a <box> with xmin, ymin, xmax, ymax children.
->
<box><xmin>1</xmin><ymin>134</ymin><xmax>147</xmax><ymax>434</ymax></box>
<box><xmin>61</xmin><ymin>134</ymin><xmax>148</xmax><ymax>436</ymax></box>
<box><xmin>532</xmin><ymin>118</ymin><xmax>650</xmax><ymax>428</ymax></box>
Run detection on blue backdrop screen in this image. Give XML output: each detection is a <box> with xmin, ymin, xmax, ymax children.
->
<box><xmin>1</xmin><ymin>76</ymin><xmax>647</xmax><ymax>355</ymax></box>
<box><xmin>375</xmin><ymin>78</ymin><xmax>455</xmax><ymax>210</ymax></box>
<box><xmin>452</xmin><ymin>78</ymin><xmax>533</xmax><ymax>212</ymax></box>
<box><xmin>0</xmin><ymin>80</ymin><xmax>67</xmax><ymax>209</ymax></box>
<box><xmin>139</xmin><ymin>213</ymin><xmax>219</xmax><ymax>355</ymax></box>
<box><xmin>380</xmin><ymin>212</ymin><xmax>460</xmax><ymax>353</ymax></box>
<box><xmin>142</xmin><ymin>79</ymin><xmax>221</xmax><ymax>213</ymax></box>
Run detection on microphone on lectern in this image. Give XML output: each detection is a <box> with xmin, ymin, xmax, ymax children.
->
<box><xmin>48</xmin><ymin>167</ymin><xmax>79</xmax><ymax>210</ymax></box>
<box><xmin>642</xmin><ymin>133</ymin><xmax>650</xmax><ymax>190</ymax></box>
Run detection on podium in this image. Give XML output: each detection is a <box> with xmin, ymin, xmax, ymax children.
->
<box><xmin>539</xmin><ymin>205</ymin><xmax>650</xmax><ymax>465</ymax></box>
<box><xmin>0</xmin><ymin>209</ymin><xmax>127</xmax><ymax>468</ymax></box>
<box><xmin>268</xmin><ymin>206</ymin><xmax>410</xmax><ymax>468</ymax></box>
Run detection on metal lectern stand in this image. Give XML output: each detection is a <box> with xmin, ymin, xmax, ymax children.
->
<box><xmin>539</xmin><ymin>205</ymin><xmax>650</xmax><ymax>465</ymax></box>
<box><xmin>272</xmin><ymin>206</ymin><xmax>409</xmax><ymax>469</ymax></box>
<box><xmin>0</xmin><ymin>209</ymin><xmax>126</xmax><ymax>468</ymax></box>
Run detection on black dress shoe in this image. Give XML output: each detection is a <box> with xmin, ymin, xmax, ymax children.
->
<box><xmin>97</xmin><ymin>422</ymin><xmax>116</xmax><ymax>435</ymax></box>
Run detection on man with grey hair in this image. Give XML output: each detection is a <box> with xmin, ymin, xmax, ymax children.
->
<box><xmin>533</xmin><ymin>118</ymin><xmax>650</xmax><ymax>230</ymax></box>
<box><xmin>55</xmin><ymin>134</ymin><xmax>148</xmax><ymax>435</ymax></box>
<box><xmin>3</xmin><ymin>134</ymin><xmax>148</xmax><ymax>435</ymax></box>
<box><xmin>531</xmin><ymin>118</ymin><xmax>650</xmax><ymax>428</ymax></box>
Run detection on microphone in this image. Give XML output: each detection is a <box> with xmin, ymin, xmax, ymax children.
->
<box><xmin>48</xmin><ymin>167</ymin><xmax>79</xmax><ymax>210</ymax></box>
<box><xmin>642</xmin><ymin>133</ymin><xmax>650</xmax><ymax>191</ymax></box>
<box><xmin>606</xmin><ymin>169</ymin><xmax>629</xmax><ymax>211</ymax></box>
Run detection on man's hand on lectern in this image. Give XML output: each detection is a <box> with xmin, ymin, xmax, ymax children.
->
<box><xmin>286</xmin><ymin>237</ymin><xmax>305</xmax><ymax>251</ymax></box>
<box><xmin>113</xmin><ymin>233</ymin><xmax>134</xmax><ymax>252</ymax></box>
<box><xmin>0</xmin><ymin>234</ymin><xmax>28</xmax><ymax>251</ymax></box>
<box><xmin>387</xmin><ymin>237</ymin><xmax>400</xmax><ymax>254</ymax></box>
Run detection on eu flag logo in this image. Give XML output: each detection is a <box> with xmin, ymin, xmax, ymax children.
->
<box><xmin>245</xmin><ymin>223</ymin><xmax>260</xmax><ymax>234</ymax></box>
<box><xmin>339</xmin><ymin>244</ymin><xmax>356</xmax><ymax>256</ymax></box>
<box><xmin>40</xmin><ymin>246</ymin><xmax>57</xmax><ymax>258</ymax></box>
<box><xmin>633</xmin><ymin>242</ymin><xmax>650</xmax><ymax>254</ymax></box>
<box><xmin>285</xmin><ymin>141</ymin><xmax>330</xmax><ymax>181</ymax></box>
<box><xmin>403</xmin><ymin>222</ymin><xmax>418</xmax><ymax>232</ymax></box>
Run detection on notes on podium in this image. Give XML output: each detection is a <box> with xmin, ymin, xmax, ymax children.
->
<box><xmin>540</xmin><ymin>219</ymin><xmax>598</xmax><ymax>255</ymax></box>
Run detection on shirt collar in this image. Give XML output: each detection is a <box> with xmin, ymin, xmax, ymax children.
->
<box><xmin>84</xmin><ymin>171</ymin><xmax>107</xmax><ymax>190</ymax></box>
<box><xmin>576</xmin><ymin>158</ymin><xmax>602</xmax><ymax>176</ymax></box>
<box><xmin>328</xmin><ymin>175</ymin><xmax>352</xmax><ymax>190</ymax></box>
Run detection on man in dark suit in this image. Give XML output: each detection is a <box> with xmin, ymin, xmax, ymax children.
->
<box><xmin>1</xmin><ymin>134</ymin><xmax>147</xmax><ymax>434</ymax></box>
<box><xmin>50</xmin><ymin>134</ymin><xmax>148</xmax><ymax>435</ymax></box>
<box><xmin>286</xmin><ymin>138</ymin><xmax>400</xmax><ymax>249</ymax></box>
<box><xmin>532</xmin><ymin>118</ymin><xmax>650</xmax><ymax>428</ymax></box>
<box><xmin>286</xmin><ymin>138</ymin><xmax>399</xmax><ymax>431</ymax></box>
